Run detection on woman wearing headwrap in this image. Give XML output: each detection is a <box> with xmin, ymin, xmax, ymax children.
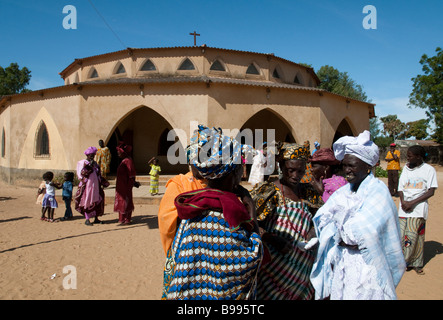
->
<box><xmin>164</xmin><ymin>125</ymin><xmax>263</xmax><ymax>300</ymax></box>
<box><xmin>249</xmin><ymin>141</ymin><xmax>323</xmax><ymax>300</ymax></box>
<box><xmin>159</xmin><ymin>143</ymin><xmax>208</xmax><ymax>299</ymax></box>
<box><xmin>310</xmin><ymin>148</ymin><xmax>347</xmax><ymax>202</ymax></box>
<box><xmin>75</xmin><ymin>146</ymin><xmax>108</xmax><ymax>226</ymax></box>
<box><xmin>310</xmin><ymin>130</ymin><xmax>405</xmax><ymax>300</ymax></box>
<box><xmin>114</xmin><ymin>142</ymin><xmax>140</xmax><ymax>225</ymax></box>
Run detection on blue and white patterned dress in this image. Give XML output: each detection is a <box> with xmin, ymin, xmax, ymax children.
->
<box><xmin>164</xmin><ymin>209</ymin><xmax>263</xmax><ymax>300</ymax></box>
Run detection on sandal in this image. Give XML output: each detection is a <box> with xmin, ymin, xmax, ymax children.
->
<box><xmin>415</xmin><ymin>268</ymin><xmax>425</xmax><ymax>275</ymax></box>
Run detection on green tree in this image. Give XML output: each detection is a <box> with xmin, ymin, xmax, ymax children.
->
<box><xmin>316</xmin><ymin>65</ymin><xmax>369</xmax><ymax>102</ymax></box>
<box><xmin>370</xmin><ymin>116</ymin><xmax>394</xmax><ymax>147</ymax></box>
<box><xmin>373</xmin><ymin>135</ymin><xmax>394</xmax><ymax>148</ymax></box>
<box><xmin>380</xmin><ymin>115</ymin><xmax>406</xmax><ymax>140</ymax></box>
<box><xmin>404</xmin><ymin>119</ymin><xmax>429</xmax><ymax>140</ymax></box>
<box><xmin>408</xmin><ymin>47</ymin><xmax>443</xmax><ymax>143</ymax></box>
<box><xmin>369</xmin><ymin>116</ymin><xmax>381</xmax><ymax>140</ymax></box>
<box><xmin>0</xmin><ymin>63</ymin><xmax>32</xmax><ymax>96</ymax></box>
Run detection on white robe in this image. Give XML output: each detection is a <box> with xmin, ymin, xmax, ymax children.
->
<box><xmin>311</xmin><ymin>174</ymin><xmax>406</xmax><ymax>300</ymax></box>
<box><xmin>248</xmin><ymin>151</ymin><xmax>265</xmax><ymax>185</ymax></box>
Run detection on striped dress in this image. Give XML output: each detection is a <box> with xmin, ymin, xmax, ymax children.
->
<box><xmin>250</xmin><ymin>181</ymin><xmax>322</xmax><ymax>300</ymax></box>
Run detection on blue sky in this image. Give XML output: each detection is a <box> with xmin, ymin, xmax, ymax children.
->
<box><xmin>1</xmin><ymin>0</ymin><xmax>442</xmax><ymax>132</ymax></box>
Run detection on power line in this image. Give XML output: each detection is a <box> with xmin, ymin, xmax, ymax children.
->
<box><xmin>87</xmin><ymin>0</ymin><xmax>127</xmax><ymax>48</ymax></box>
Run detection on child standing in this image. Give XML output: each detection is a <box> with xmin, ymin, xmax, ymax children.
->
<box><xmin>60</xmin><ymin>172</ymin><xmax>74</xmax><ymax>221</ymax></box>
<box><xmin>41</xmin><ymin>171</ymin><xmax>61</xmax><ymax>222</ymax></box>
<box><xmin>148</xmin><ymin>157</ymin><xmax>161</xmax><ymax>196</ymax></box>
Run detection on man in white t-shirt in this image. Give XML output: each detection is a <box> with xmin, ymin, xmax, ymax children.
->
<box><xmin>398</xmin><ymin>145</ymin><xmax>438</xmax><ymax>275</ymax></box>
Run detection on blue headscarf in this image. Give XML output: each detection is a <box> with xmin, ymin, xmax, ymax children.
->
<box><xmin>189</xmin><ymin>125</ymin><xmax>253</xmax><ymax>180</ymax></box>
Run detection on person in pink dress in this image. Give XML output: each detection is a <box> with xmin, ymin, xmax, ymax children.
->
<box><xmin>75</xmin><ymin>146</ymin><xmax>107</xmax><ymax>226</ymax></box>
<box><xmin>309</xmin><ymin>148</ymin><xmax>347</xmax><ymax>202</ymax></box>
<box><xmin>114</xmin><ymin>142</ymin><xmax>140</xmax><ymax>225</ymax></box>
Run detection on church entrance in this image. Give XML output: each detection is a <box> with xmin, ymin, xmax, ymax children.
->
<box><xmin>333</xmin><ymin>118</ymin><xmax>355</xmax><ymax>143</ymax></box>
<box><xmin>238</xmin><ymin>108</ymin><xmax>295</xmax><ymax>177</ymax></box>
<box><xmin>238</xmin><ymin>108</ymin><xmax>296</xmax><ymax>145</ymax></box>
<box><xmin>106</xmin><ymin>106</ymin><xmax>186</xmax><ymax>176</ymax></box>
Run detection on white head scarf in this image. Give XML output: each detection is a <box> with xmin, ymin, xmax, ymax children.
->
<box><xmin>333</xmin><ymin>130</ymin><xmax>379</xmax><ymax>166</ymax></box>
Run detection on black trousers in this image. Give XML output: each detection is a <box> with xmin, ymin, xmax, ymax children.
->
<box><xmin>388</xmin><ymin>170</ymin><xmax>399</xmax><ymax>196</ymax></box>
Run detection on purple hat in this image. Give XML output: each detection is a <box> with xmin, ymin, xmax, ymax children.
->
<box><xmin>84</xmin><ymin>146</ymin><xmax>98</xmax><ymax>155</ymax></box>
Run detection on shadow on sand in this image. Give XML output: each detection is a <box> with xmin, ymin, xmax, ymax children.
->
<box><xmin>0</xmin><ymin>214</ymin><xmax>158</xmax><ymax>254</ymax></box>
<box><xmin>424</xmin><ymin>240</ymin><xmax>443</xmax><ymax>267</ymax></box>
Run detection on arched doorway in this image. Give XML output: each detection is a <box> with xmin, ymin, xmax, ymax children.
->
<box><xmin>238</xmin><ymin>109</ymin><xmax>296</xmax><ymax>146</ymax></box>
<box><xmin>107</xmin><ymin>106</ymin><xmax>186</xmax><ymax>175</ymax></box>
<box><xmin>333</xmin><ymin>118</ymin><xmax>355</xmax><ymax>143</ymax></box>
<box><xmin>237</xmin><ymin>108</ymin><xmax>296</xmax><ymax>177</ymax></box>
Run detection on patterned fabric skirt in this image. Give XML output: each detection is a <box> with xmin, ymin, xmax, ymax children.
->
<box><xmin>399</xmin><ymin>217</ymin><xmax>426</xmax><ymax>268</ymax></box>
<box><xmin>163</xmin><ymin>210</ymin><xmax>262</xmax><ymax>300</ymax></box>
<box><xmin>257</xmin><ymin>201</ymin><xmax>315</xmax><ymax>300</ymax></box>
<box><xmin>150</xmin><ymin>176</ymin><xmax>159</xmax><ymax>194</ymax></box>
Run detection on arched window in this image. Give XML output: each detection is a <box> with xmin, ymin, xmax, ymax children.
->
<box><xmin>272</xmin><ymin>68</ymin><xmax>281</xmax><ymax>79</ymax></box>
<box><xmin>246</xmin><ymin>63</ymin><xmax>260</xmax><ymax>75</ymax></box>
<box><xmin>178</xmin><ymin>58</ymin><xmax>195</xmax><ymax>70</ymax></box>
<box><xmin>210</xmin><ymin>60</ymin><xmax>226</xmax><ymax>71</ymax></box>
<box><xmin>1</xmin><ymin>128</ymin><xmax>5</xmax><ymax>157</ymax></box>
<box><xmin>115</xmin><ymin>62</ymin><xmax>126</xmax><ymax>74</ymax></box>
<box><xmin>89</xmin><ymin>67</ymin><xmax>99</xmax><ymax>79</ymax></box>
<box><xmin>294</xmin><ymin>73</ymin><xmax>302</xmax><ymax>85</ymax></box>
<box><xmin>35</xmin><ymin>121</ymin><xmax>50</xmax><ymax>157</ymax></box>
<box><xmin>140</xmin><ymin>59</ymin><xmax>156</xmax><ymax>71</ymax></box>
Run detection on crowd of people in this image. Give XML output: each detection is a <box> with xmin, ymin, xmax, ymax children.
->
<box><xmin>158</xmin><ymin>125</ymin><xmax>438</xmax><ymax>300</ymax></box>
<box><xmin>36</xmin><ymin>125</ymin><xmax>438</xmax><ymax>300</ymax></box>
<box><xmin>37</xmin><ymin>140</ymin><xmax>143</xmax><ymax>226</ymax></box>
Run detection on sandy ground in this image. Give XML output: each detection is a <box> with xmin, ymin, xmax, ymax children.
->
<box><xmin>1</xmin><ymin>164</ymin><xmax>442</xmax><ymax>300</ymax></box>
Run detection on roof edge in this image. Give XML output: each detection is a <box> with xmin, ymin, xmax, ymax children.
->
<box><xmin>58</xmin><ymin>46</ymin><xmax>321</xmax><ymax>84</ymax></box>
<box><xmin>1</xmin><ymin>75</ymin><xmax>374</xmax><ymax>107</ymax></box>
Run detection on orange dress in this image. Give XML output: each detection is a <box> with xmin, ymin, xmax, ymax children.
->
<box><xmin>158</xmin><ymin>171</ymin><xmax>206</xmax><ymax>255</ymax></box>
<box><xmin>386</xmin><ymin>150</ymin><xmax>401</xmax><ymax>170</ymax></box>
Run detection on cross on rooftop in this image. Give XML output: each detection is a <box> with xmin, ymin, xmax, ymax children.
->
<box><xmin>189</xmin><ymin>31</ymin><xmax>200</xmax><ymax>46</ymax></box>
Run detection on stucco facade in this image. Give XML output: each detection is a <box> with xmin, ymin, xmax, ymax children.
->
<box><xmin>0</xmin><ymin>46</ymin><xmax>375</xmax><ymax>185</ymax></box>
